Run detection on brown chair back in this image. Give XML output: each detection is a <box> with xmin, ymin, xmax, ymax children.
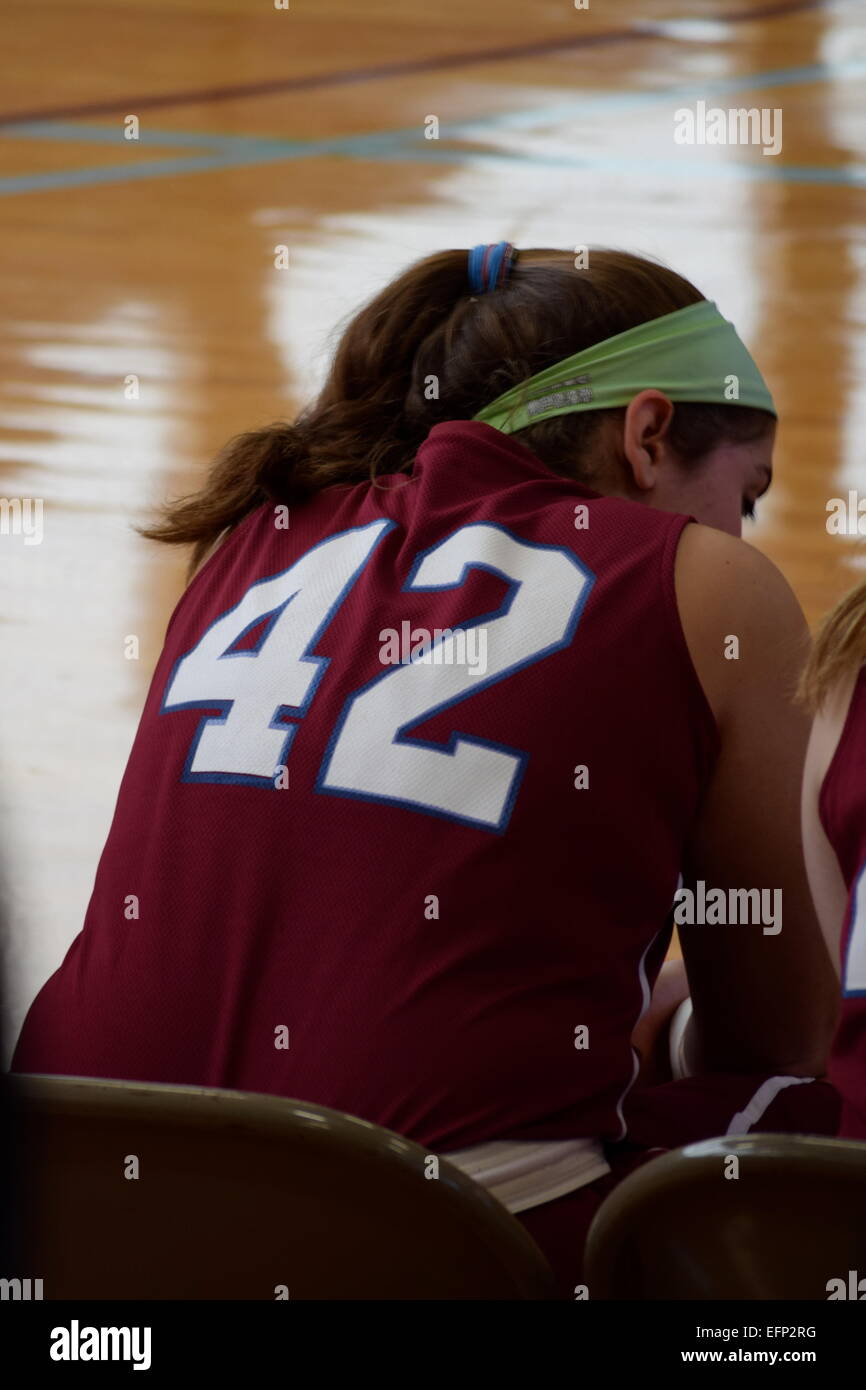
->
<box><xmin>8</xmin><ymin>1074</ymin><xmax>556</xmax><ymax>1299</ymax></box>
<box><xmin>585</xmin><ymin>1133</ymin><xmax>866</xmax><ymax>1299</ymax></box>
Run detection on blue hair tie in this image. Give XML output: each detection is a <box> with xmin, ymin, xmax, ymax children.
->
<box><xmin>468</xmin><ymin>242</ymin><xmax>515</xmax><ymax>294</ymax></box>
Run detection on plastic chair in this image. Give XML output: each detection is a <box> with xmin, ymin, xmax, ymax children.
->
<box><xmin>585</xmin><ymin>1132</ymin><xmax>866</xmax><ymax>1300</ymax></box>
<box><xmin>6</xmin><ymin>1073</ymin><xmax>556</xmax><ymax>1300</ymax></box>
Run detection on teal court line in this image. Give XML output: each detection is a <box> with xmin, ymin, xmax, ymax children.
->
<box><xmin>2</xmin><ymin>56</ymin><xmax>865</xmax><ymax>197</ymax></box>
<box><xmin>369</xmin><ymin>144</ymin><xmax>866</xmax><ymax>186</ymax></box>
<box><xmin>444</xmin><ymin>54</ymin><xmax>866</xmax><ymax>134</ymax></box>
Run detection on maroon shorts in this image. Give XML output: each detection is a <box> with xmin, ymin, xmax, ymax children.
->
<box><xmin>517</xmin><ymin>1073</ymin><xmax>841</xmax><ymax>1300</ymax></box>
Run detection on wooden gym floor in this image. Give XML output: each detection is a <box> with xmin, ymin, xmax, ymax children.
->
<box><xmin>2</xmin><ymin>0</ymin><xmax>865</xmax><ymax>1056</ymax></box>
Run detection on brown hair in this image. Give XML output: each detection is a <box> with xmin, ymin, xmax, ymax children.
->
<box><xmin>799</xmin><ymin>578</ymin><xmax>866</xmax><ymax>710</ymax></box>
<box><xmin>140</xmin><ymin>247</ymin><xmax>774</xmax><ymax>572</ymax></box>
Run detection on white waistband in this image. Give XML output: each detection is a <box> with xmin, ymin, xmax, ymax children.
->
<box><xmin>442</xmin><ymin>1136</ymin><xmax>611</xmax><ymax>1214</ymax></box>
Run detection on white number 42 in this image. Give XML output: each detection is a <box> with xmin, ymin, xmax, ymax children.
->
<box><xmin>161</xmin><ymin>520</ymin><xmax>593</xmax><ymax>832</ymax></box>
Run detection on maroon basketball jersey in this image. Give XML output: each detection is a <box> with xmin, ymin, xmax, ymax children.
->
<box><xmin>12</xmin><ymin>421</ymin><xmax>717</xmax><ymax>1150</ymax></box>
<box><xmin>820</xmin><ymin>667</ymin><xmax>866</xmax><ymax>1138</ymax></box>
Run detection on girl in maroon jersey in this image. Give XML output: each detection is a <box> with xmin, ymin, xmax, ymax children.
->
<box><xmin>801</xmin><ymin>579</ymin><xmax>866</xmax><ymax>1138</ymax></box>
<box><xmin>13</xmin><ymin>246</ymin><xmax>841</xmax><ymax>1297</ymax></box>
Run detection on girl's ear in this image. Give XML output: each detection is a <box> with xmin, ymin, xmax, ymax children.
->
<box><xmin>621</xmin><ymin>390</ymin><xmax>676</xmax><ymax>491</ymax></box>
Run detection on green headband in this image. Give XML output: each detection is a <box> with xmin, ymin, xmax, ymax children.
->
<box><xmin>472</xmin><ymin>299</ymin><xmax>776</xmax><ymax>434</ymax></box>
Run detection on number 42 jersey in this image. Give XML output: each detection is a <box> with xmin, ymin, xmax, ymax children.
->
<box><xmin>12</xmin><ymin>421</ymin><xmax>718</xmax><ymax>1150</ymax></box>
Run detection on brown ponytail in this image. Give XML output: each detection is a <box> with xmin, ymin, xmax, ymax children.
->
<box><xmin>140</xmin><ymin>247</ymin><xmax>774</xmax><ymax>573</ymax></box>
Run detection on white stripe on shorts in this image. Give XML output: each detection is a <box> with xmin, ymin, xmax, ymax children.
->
<box><xmin>725</xmin><ymin>1074</ymin><xmax>815</xmax><ymax>1135</ymax></box>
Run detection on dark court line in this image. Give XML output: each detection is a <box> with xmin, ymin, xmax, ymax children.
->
<box><xmin>0</xmin><ymin>0</ymin><xmax>830</xmax><ymax>129</ymax></box>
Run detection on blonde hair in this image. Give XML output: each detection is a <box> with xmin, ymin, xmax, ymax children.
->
<box><xmin>799</xmin><ymin>576</ymin><xmax>866</xmax><ymax>710</ymax></box>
